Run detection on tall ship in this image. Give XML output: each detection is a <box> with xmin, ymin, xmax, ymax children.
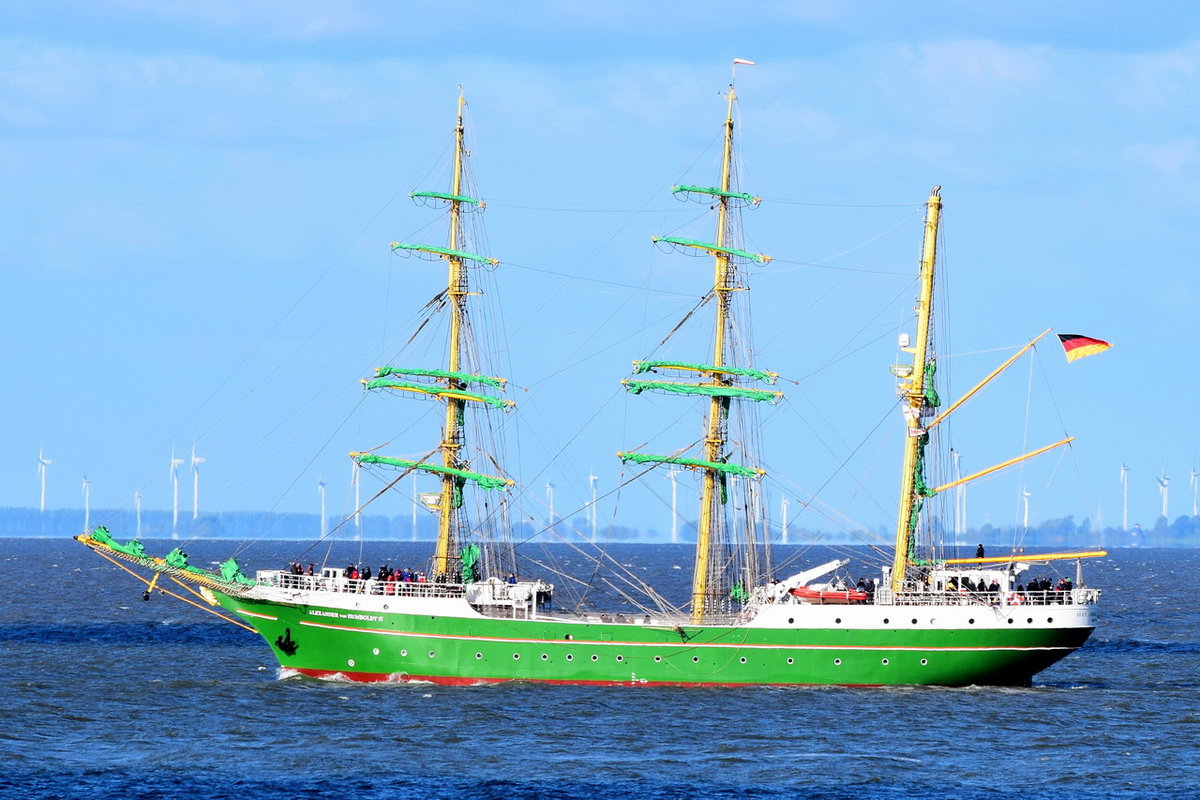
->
<box><xmin>78</xmin><ymin>75</ymin><xmax>1105</xmax><ymax>687</ymax></box>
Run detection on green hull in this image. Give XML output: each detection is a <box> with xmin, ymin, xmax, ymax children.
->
<box><xmin>217</xmin><ymin>592</ymin><xmax>1093</xmax><ymax>687</ymax></box>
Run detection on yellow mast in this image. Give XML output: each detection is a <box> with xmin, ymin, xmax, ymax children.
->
<box><xmin>890</xmin><ymin>186</ymin><xmax>942</xmax><ymax>595</ymax></box>
<box><xmin>691</xmin><ymin>87</ymin><xmax>738</xmax><ymax>624</ymax></box>
<box><xmin>433</xmin><ymin>93</ymin><xmax>469</xmax><ymax>576</ymax></box>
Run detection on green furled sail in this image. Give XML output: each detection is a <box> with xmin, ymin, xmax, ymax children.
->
<box><xmin>672</xmin><ymin>184</ymin><xmax>760</xmax><ymax>205</ymax></box>
<box><xmin>651</xmin><ymin>236</ymin><xmax>770</xmax><ymax>264</ymax></box>
<box><xmin>617</xmin><ymin>452</ymin><xmax>765</xmax><ymax>478</ymax></box>
<box><xmin>622</xmin><ymin>380</ymin><xmax>781</xmax><ymax>403</ymax></box>
<box><xmin>390</xmin><ymin>242</ymin><xmax>499</xmax><ymax>266</ymax></box>
<box><xmin>363</xmin><ymin>378</ymin><xmax>514</xmax><ymax>410</ymax></box>
<box><xmin>373</xmin><ymin>366</ymin><xmax>506</xmax><ymax>389</ymax></box>
<box><xmin>410</xmin><ymin>190</ymin><xmax>483</xmax><ymax>206</ymax></box>
<box><xmin>351</xmin><ymin>453</ymin><xmax>513</xmax><ymax>491</ymax></box>
<box><xmin>632</xmin><ymin>360</ymin><xmax>777</xmax><ymax>383</ymax></box>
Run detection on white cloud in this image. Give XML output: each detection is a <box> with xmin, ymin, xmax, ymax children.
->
<box><xmin>1125</xmin><ymin>138</ymin><xmax>1198</xmax><ymax>177</ymax></box>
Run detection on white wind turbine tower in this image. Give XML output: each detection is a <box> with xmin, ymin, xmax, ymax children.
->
<box><xmin>1120</xmin><ymin>463</ymin><xmax>1129</xmax><ymax>531</ymax></box>
<box><xmin>1022</xmin><ymin>488</ymin><xmax>1031</xmax><ymax>531</ymax></box>
<box><xmin>666</xmin><ymin>467</ymin><xmax>680</xmax><ymax>544</ymax></box>
<box><xmin>545</xmin><ymin>481</ymin><xmax>556</xmax><ymax>529</ymax></box>
<box><xmin>1191</xmin><ymin>466</ymin><xmax>1197</xmax><ymax>518</ymax></box>
<box><xmin>191</xmin><ymin>445</ymin><xmax>204</xmax><ymax>521</ymax></box>
<box><xmin>170</xmin><ymin>448</ymin><xmax>184</xmax><ymax>537</ymax></box>
<box><xmin>951</xmin><ymin>449</ymin><xmax>965</xmax><ymax>543</ymax></box>
<box><xmin>134</xmin><ymin>491</ymin><xmax>142</xmax><ymax>538</ymax></box>
<box><xmin>780</xmin><ymin>497</ymin><xmax>790</xmax><ymax>545</ymax></box>
<box><xmin>318</xmin><ymin>478</ymin><xmax>327</xmax><ymax>538</ymax></box>
<box><xmin>82</xmin><ymin>476</ymin><xmax>91</xmax><ymax>533</ymax></box>
<box><xmin>37</xmin><ymin>447</ymin><xmax>51</xmax><ymax>512</ymax></box>
<box><xmin>1158</xmin><ymin>469</ymin><xmax>1171</xmax><ymax>520</ymax></box>
<box><xmin>588</xmin><ymin>469</ymin><xmax>599</xmax><ymax>542</ymax></box>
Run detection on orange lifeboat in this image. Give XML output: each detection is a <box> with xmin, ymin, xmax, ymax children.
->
<box><xmin>789</xmin><ymin>585</ymin><xmax>869</xmax><ymax>604</ymax></box>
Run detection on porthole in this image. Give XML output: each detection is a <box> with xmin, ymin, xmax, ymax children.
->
<box><xmin>616</xmin><ymin>655</ymin><xmax>624</xmax><ymax>662</ymax></box>
<box><xmin>692</xmin><ymin>656</ymin><xmax>700</xmax><ymax>663</ymax></box>
<box><xmin>787</xmin><ymin>617</ymin><xmax>795</xmax><ymax>624</ymax></box>
<box><xmin>1007</xmin><ymin>618</ymin><xmax>1015</xmax><ymax>624</ymax></box>
<box><xmin>383</xmin><ymin>604</ymin><xmax>389</xmax><ymax>610</ymax></box>
<box><xmin>883</xmin><ymin>618</ymin><xmax>890</xmax><ymax>624</ymax></box>
<box><xmin>881</xmin><ymin>658</ymin><xmax>890</xmax><ymax>666</ymax></box>
<box><xmin>968</xmin><ymin>618</ymin><xmax>975</xmax><ymax>624</ymax></box>
<box><xmin>372</xmin><ymin>648</ymin><xmax>380</xmax><ymax>655</ymax></box>
<box><xmin>739</xmin><ymin>657</ymin><xmax>747</xmax><ymax>664</ymax></box>
<box><xmin>400</xmin><ymin>649</ymin><xmax>408</xmax><ymax>657</ymax></box>
<box><xmin>513</xmin><ymin>653</ymin><xmax>520</xmax><ymax>660</ymax></box>
<box><xmin>591</xmin><ymin>655</ymin><xmax>598</xmax><ymax>661</ymax></box>
<box><xmin>541</xmin><ymin>654</ymin><xmax>549</xmax><ymax>661</ymax></box>
<box><xmin>566</xmin><ymin>654</ymin><xmax>574</xmax><ymax>661</ymax></box>
<box><xmin>564</xmin><ymin>634</ymin><xmax>573</xmax><ymax>640</ymax></box>
<box><xmin>920</xmin><ymin>658</ymin><xmax>928</xmax><ymax>666</ymax></box>
<box><xmin>833</xmin><ymin>658</ymin><xmax>841</xmax><ymax>666</ymax></box>
<box><xmin>1027</xmin><ymin>618</ymin><xmax>1034</xmax><ymax>624</ymax></box>
<box><xmin>475</xmin><ymin>652</ymin><xmax>483</xmax><ymax>660</ymax></box>
<box><xmin>1047</xmin><ymin>617</ymin><xmax>1054</xmax><ymax>623</ymax></box>
<box><xmin>654</xmin><ymin>656</ymin><xmax>662</xmax><ymax>663</ymax></box>
<box><xmin>911</xmin><ymin>619</ymin><xmax>918</xmax><ymax>625</ymax></box>
<box><xmin>835</xmin><ymin>618</ymin><xmax>842</xmax><ymax>624</ymax></box>
<box><xmin>347</xmin><ymin>659</ymin><xmax>356</xmax><ymax>667</ymax></box>
<box><xmin>787</xmin><ymin>658</ymin><xmax>794</xmax><ymax>665</ymax></box>
<box><xmin>428</xmin><ymin>651</ymin><xmax>435</xmax><ymax>659</ymax></box>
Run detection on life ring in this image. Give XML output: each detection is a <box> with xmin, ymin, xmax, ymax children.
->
<box><xmin>1008</xmin><ymin>592</ymin><xmax>1024</xmax><ymax>605</ymax></box>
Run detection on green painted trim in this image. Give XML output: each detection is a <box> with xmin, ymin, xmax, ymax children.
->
<box><xmin>672</xmin><ymin>184</ymin><xmax>760</xmax><ymax>205</ymax></box>
<box><xmin>363</xmin><ymin>378</ymin><xmax>514</xmax><ymax>410</ymax></box>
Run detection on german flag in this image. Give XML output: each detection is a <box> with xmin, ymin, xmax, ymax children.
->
<box><xmin>1058</xmin><ymin>333</ymin><xmax>1112</xmax><ymax>362</ymax></box>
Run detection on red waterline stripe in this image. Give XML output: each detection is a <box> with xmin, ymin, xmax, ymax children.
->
<box><xmin>291</xmin><ymin>667</ymin><xmax>885</xmax><ymax>688</ymax></box>
<box><xmin>295</xmin><ymin>619</ymin><xmax>1074</xmax><ymax>653</ymax></box>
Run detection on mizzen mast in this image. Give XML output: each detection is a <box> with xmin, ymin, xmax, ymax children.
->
<box><xmin>891</xmin><ymin>186</ymin><xmax>942</xmax><ymax>595</ymax></box>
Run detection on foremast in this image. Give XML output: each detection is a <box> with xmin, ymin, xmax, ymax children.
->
<box><xmin>891</xmin><ymin>187</ymin><xmax>942</xmax><ymax>595</ymax></box>
<box><xmin>619</xmin><ymin>81</ymin><xmax>776</xmax><ymax>624</ymax></box>
<box><xmin>354</xmin><ymin>93</ymin><xmax>513</xmax><ymax>580</ymax></box>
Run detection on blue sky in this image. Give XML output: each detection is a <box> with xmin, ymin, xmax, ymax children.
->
<box><xmin>2</xmin><ymin>1</ymin><xmax>1197</xmax><ymax>541</ymax></box>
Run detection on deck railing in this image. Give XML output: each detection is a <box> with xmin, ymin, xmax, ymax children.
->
<box><xmin>262</xmin><ymin>571</ymin><xmax>466</xmax><ymax>598</ymax></box>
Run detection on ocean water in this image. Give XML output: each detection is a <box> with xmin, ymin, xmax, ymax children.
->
<box><xmin>2</xmin><ymin>539</ymin><xmax>1198</xmax><ymax>800</ymax></box>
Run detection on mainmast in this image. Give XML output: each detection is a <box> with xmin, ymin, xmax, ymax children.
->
<box><xmin>890</xmin><ymin>187</ymin><xmax>942</xmax><ymax>594</ymax></box>
<box><xmin>618</xmin><ymin>74</ymin><xmax>777</xmax><ymax>624</ymax></box>
<box><xmin>353</xmin><ymin>92</ymin><xmax>513</xmax><ymax>582</ymax></box>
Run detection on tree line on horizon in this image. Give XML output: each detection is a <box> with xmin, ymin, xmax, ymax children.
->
<box><xmin>4</xmin><ymin>506</ymin><xmax>1195</xmax><ymax>548</ymax></box>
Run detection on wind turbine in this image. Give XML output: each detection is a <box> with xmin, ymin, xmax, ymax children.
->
<box><xmin>134</xmin><ymin>490</ymin><xmax>142</xmax><ymax>538</ymax></box>
<box><xmin>1022</xmin><ymin>488</ymin><xmax>1031</xmax><ymax>531</ymax></box>
<box><xmin>666</xmin><ymin>467</ymin><xmax>680</xmax><ymax>544</ymax></box>
<box><xmin>951</xmin><ymin>449</ymin><xmax>965</xmax><ymax>543</ymax></box>
<box><xmin>37</xmin><ymin>447</ymin><xmax>51</xmax><ymax>512</ymax></box>
<box><xmin>318</xmin><ymin>477</ymin><xmax>327</xmax><ymax>538</ymax></box>
<box><xmin>82</xmin><ymin>475</ymin><xmax>91</xmax><ymax>533</ymax></box>
<box><xmin>1191</xmin><ymin>465</ymin><xmax>1197</xmax><ymax>518</ymax></box>
<box><xmin>170</xmin><ymin>448</ymin><xmax>184</xmax><ymax>538</ymax></box>
<box><xmin>545</xmin><ymin>481</ymin><xmax>556</xmax><ymax>529</ymax></box>
<box><xmin>191</xmin><ymin>445</ymin><xmax>204</xmax><ymax>520</ymax></box>
<box><xmin>1158</xmin><ymin>469</ymin><xmax>1171</xmax><ymax>520</ymax></box>
<box><xmin>588</xmin><ymin>469</ymin><xmax>599</xmax><ymax>542</ymax></box>
<box><xmin>1120</xmin><ymin>463</ymin><xmax>1129</xmax><ymax>531</ymax></box>
<box><xmin>780</xmin><ymin>497</ymin><xmax>790</xmax><ymax>545</ymax></box>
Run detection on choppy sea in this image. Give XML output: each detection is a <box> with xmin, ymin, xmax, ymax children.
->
<box><xmin>2</xmin><ymin>538</ymin><xmax>1198</xmax><ymax>800</ymax></box>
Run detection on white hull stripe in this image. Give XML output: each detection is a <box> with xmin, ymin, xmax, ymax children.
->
<box><xmin>237</xmin><ymin>609</ymin><xmax>279</xmax><ymax>621</ymax></box>
<box><xmin>296</xmin><ymin>619</ymin><xmax>1076</xmax><ymax>653</ymax></box>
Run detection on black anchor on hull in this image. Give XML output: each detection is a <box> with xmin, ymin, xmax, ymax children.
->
<box><xmin>275</xmin><ymin>627</ymin><xmax>299</xmax><ymax>656</ymax></box>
